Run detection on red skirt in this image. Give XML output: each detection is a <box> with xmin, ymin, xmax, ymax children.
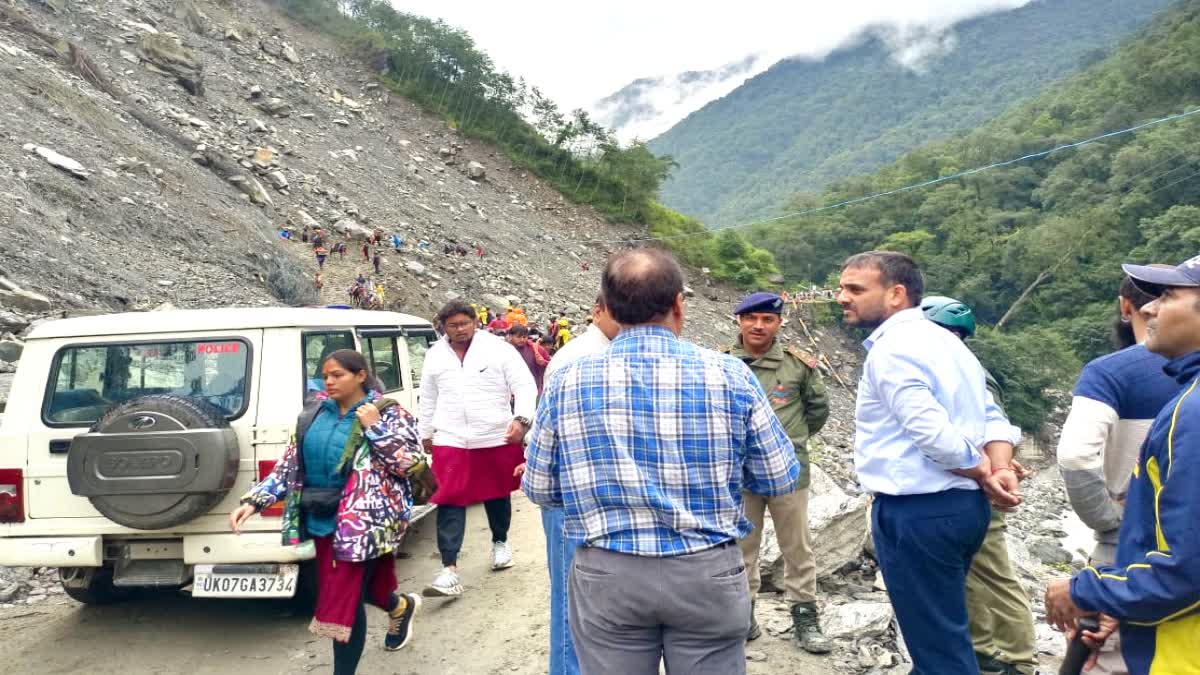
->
<box><xmin>309</xmin><ymin>536</ymin><xmax>397</xmax><ymax>643</ymax></box>
<box><xmin>429</xmin><ymin>443</ymin><xmax>524</xmax><ymax>507</ymax></box>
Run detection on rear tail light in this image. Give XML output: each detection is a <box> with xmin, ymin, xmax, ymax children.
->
<box><xmin>0</xmin><ymin>468</ymin><xmax>24</xmax><ymax>523</ymax></box>
<box><xmin>256</xmin><ymin>461</ymin><xmax>283</xmax><ymax>517</ymax></box>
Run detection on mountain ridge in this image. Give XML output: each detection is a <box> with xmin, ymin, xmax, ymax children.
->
<box><xmin>648</xmin><ymin>0</ymin><xmax>1176</xmax><ymax>227</ymax></box>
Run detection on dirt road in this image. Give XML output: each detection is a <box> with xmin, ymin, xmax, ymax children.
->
<box><xmin>2</xmin><ymin>494</ymin><xmax>829</xmax><ymax>675</ymax></box>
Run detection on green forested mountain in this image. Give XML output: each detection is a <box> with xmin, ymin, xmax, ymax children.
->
<box><xmin>649</xmin><ymin>0</ymin><xmax>1175</xmax><ymax>228</ymax></box>
<box><xmin>749</xmin><ymin>0</ymin><xmax>1200</xmax><ymax>429</ymax></box>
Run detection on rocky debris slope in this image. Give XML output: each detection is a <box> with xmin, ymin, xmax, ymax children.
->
<box><xmin>0</xmin><ymin>0</ymin><xmax>752</xmax><ymax>345</ymax></box>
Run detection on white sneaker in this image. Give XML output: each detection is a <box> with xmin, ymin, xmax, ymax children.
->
<box><xmin>491</xmin><ymin>541</ymin><xmax>514</xmax><ymax>570</ymax></box>
<box><xmin>422</xmin><ymin>567</ymin><xmax>463</xmax><ymax>597</ymax></box>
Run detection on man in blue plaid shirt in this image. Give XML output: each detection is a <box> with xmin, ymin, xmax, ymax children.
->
<box><xmin>523</xmin><ymin>248</ymin><xmax>800</xmax><ymax>674</ymax></box>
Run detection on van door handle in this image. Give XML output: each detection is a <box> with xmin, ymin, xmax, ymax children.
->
<box><xmin>49</xmin><ymin>440</ymin><xmax>71</xmax><ymax>454</ymax></box>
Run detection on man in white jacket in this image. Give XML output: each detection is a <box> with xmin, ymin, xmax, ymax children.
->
<box><xmin>420</xmin><ymin>300</ymin><xmax>538</xmax><ymax>598</ymax></box>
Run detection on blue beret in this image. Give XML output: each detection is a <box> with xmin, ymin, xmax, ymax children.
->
<box><xmin>735</xmin><ymin>292</ymin><xmax>784</xmax><ymax>315</ymax></box>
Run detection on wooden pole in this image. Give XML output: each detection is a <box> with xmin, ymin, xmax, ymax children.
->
<box><xmin>792</xmin><ymin>306</ymin><xmax>853</xmax><ymax>393</ymax></box>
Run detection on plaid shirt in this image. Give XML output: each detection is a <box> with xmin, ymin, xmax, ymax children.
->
<box><xmin>522</xmin><ymin>325</ymin><xmax>799</xmax><ymax>557</ymax></box>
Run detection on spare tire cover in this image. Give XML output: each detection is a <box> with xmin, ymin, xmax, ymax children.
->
<box><xmin>67</xmin><ymin>395</ymin><xmax>240</xmax><ymax>530</ymax></box>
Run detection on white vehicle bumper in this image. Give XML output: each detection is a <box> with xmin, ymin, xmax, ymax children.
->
<box><xmin>183</xmin><ymin>533</ymin><xmax>313</xmax><ymax>564</ymax></box>
<box><xmin>0</xmin><ymin>535</ymin><xmax>103</xmax><ymax>567</ymax></box>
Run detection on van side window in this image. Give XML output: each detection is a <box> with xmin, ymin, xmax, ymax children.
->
<box><xmin>45</xmin><ymin>339</ymin><xmax>251</xmax><ymax>426</ymax></box>
<box><xmin>404</xmin><ymin>333</ymin><xmax>435</xmax><ymax>388</ymax></box>
<box><xmin>364</xmin><ymin>336</ymin><xmax>401</xmax><ymax>392</ymax></box>
<box><xmin>301</xmin><ymin>331</ymin><xmax>355</xmax><ymax>394</ymax></box>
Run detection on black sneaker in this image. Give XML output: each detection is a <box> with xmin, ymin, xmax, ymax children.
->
<box><xmin>384</xmin><ymin>593</ymin><xmax>421</xmax><ymax>651</ymax></box>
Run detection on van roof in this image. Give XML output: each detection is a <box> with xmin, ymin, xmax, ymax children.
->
<box><xmin>27</xmin><ymin>307</ymin><xmax>434</xmax><ymax>340</ymax></box>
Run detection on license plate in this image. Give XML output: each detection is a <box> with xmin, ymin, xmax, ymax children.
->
<box><xmin>192</xmin><ymin>563</ymin><xmax>298</xmax><ymax>598</ymax></box>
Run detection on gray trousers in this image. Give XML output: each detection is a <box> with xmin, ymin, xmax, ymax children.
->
<box><xmin>568</xmin><ymin>542</ymin><xmax>750</xmax><ymax>675</ymax></box>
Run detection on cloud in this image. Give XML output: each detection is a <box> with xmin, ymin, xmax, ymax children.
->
<box><xmin>387</xmin><ymin>0</ymin><xmax>1031</xmax><ymax>113</ymax></box>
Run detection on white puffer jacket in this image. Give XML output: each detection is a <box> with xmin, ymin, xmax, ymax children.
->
<box><xmin>418</xmin><ymin>330</ymin><xmax>538</xmax><ymax>449</ymax></box>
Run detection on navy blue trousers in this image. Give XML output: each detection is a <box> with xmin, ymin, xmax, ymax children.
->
<box><xmin>872</xmin><ymin>489</ymin><xmax>990</xmax><ymax>675</ymax></box>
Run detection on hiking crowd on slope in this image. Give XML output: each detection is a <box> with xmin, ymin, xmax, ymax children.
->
<box><xmin>233</xmin><ymin>243</ymin><xmax>1200</xmax><ymax>675</ymax></box>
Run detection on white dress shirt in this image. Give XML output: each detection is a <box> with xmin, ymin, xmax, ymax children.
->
<box><xmin>854</xmin><ymin>307</ymin><xmax>1022</xmax><ymax>496</ymax></box>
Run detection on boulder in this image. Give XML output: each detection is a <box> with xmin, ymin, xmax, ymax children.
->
<box><xmin>256</xmin><ymin>97</ymin><xmax>291</xmax><ymax>117</ymax></box>
<box><xmin>252</xmin><ymin>146</ymin><xmax>276</xmax><ymax>167</ymax></box>
<box><xmin>405</xmin><ymin>261</ymin><xmax>427</xmax><ymax>276</ymax></box>
<box><xmin>259</xmin><ymin>37</ymin><xmax>283</xmax><ymax>58</ymax></box>
<box><xmin>758</xmin><ymin>464</ymin><xmax>868</xmax><ymax>590</ymax></box>
<box><xmin>23</xmin><ymin>144</ymin><xmax>89</xmax><ymax>179</ymax></box>
<box><xmin>683</xmin><ymin>285</ymin><xmax>695</xmax><ymax>298</ymax></box>
<box><xmin>295</xmin><ymin>210</ymin><xmax>320</xmax><ymax>230</ymax></box>
<box><xmin>227</xmin><ymin>174</ymin><xmax>272</xmax><ymax>207</ymax></box>
<box><xmin>821</xmin><ymin>601</ymin><xmax>894</xmax><ymax>640</ymax></box>
<box><xmin>0</xmin><ymin>288</ymin><xmax>52</xmax><ymax>313</ymax></box>
<box><xmin>266</xmin><ymin>171</ymin><xmax>289</xmax><ymax>190</ymax></box>
<box><xmin>769</xmin><ymin>273</ymin><xmax>787</xmax><ymax>285</ymax></box>
<box><xmin>249</xmin><ymin>118</ymin><xmax>268</xmax><ymax>133</ymax></box>
<box><xmin>481</xmin><ymin>293</ymin><xmax>509</xmax><ymax>311</ymax></box>
<box><xmin>333</xmin><ymin>219</ymin><xmax>372</xmax><ymax>239</ymax></box>
<box><xmin>0</xmin><ymin>338</ymin><xmax>23</xmax><ymax>363</ymax></box>
<box><xmin>467</xmin><ymin>161</ymin><xmax>486</xmax><ymax>180</ymax></box>
<box><xmin>0</xmin><ymin>311</ymin><xmax>28</xmax><ymax>333</ymax></box>
<box><xmin>138</xmin><ymin>34</ymin><xmax>203</xmax><ymax>95</ymax></box>
<box><xmin>281</xmin><ymin>44</ymin><xmax>300</xmax><ymax>64</ymax></box>
<box><xmin>1027</xmin><ymin>537</ymin><xmax>1072</xmax><ymax>565</ymax></box>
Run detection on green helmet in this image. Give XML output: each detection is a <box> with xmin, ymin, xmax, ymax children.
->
<box><xmin>921</xmin><ymin>295</ymin><xmax>976</xmax><ymax>338</ymax></box>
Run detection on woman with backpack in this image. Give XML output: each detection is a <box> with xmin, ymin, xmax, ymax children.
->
<box><xmin>229</xmin><ymin>349</ymin><xmax>424</xmax><ymax>674</ymax></box>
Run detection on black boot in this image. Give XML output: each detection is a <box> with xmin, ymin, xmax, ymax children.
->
<box><xmin>791</xmin><ymin>602</ymin><xmax>832</xmax><ymax>654</ymax></box>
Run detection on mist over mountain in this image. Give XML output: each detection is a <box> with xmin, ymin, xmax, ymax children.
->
<box><xmin>644</xmin><ymin>0</ymin><xmax>1176</xmax><ymax>227</ymax></box>
<box><xmin>593</xmin><ymin>55</ymin><xmax>762</xmax><ymax>142</ymax></box>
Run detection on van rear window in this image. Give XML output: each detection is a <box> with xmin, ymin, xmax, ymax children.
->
<box><xmin>44</xmin><ymin>339</ymin><xmax>251</xmax><ymax>426</ymax></box>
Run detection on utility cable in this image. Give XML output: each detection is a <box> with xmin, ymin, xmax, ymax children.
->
<box><xmin>588</xmin><ymin>104</ymin><xmax>1200</xmax><ymax>245</ymax></box>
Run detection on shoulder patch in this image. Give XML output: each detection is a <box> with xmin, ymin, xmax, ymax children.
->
<box><xmin>785</xmin><ymin>345</ymin><xmax>818</xmax><ymax>369</ymax></box>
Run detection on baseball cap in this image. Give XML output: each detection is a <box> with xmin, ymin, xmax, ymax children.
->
<box><xmin>1122</xmin><ymin>254</ymin><xmax>1200</xmax><ymax>288</ymax></box>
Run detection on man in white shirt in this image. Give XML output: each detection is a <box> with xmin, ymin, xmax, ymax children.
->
<box><xmin>419</xmin><ymin>300</ymin><xmax>537</xmax><ymax>598</ymax></box>
<box><xmin>838</xmin><ymin>251</ymin><xmax>1022</xmax><ymax>675</ymax></box>
<box><xmin>532</xmin><ymin>294</ymin><xmax>618</xmax><ymax>675</ymax></box>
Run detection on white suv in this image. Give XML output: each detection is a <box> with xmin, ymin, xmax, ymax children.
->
<box><xmin>0</xmin><ymin>307</ymin><xmax>436</xmax><ymax>604</ymax></box>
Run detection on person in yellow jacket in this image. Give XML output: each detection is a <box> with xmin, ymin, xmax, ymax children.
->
<box><xmin>554</xmin><ymin>318</ymin><xmax>572</xmax><ymax>349</ymax></box>
<box><xmin>477</xmin><ymin>306</ymin><xmax>490</xmax><ymax>327</ymax></box>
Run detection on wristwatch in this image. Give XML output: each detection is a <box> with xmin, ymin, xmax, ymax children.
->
<box><xmin>513</xmin><ymin>416</ymin><xmax>531</xmax><ymax>427</ymax></box>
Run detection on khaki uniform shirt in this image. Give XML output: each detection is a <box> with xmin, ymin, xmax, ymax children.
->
<box><xmin>724</xmin><ymin>337</ymin><xmax>829</xmax><ymax>489</ymax></box>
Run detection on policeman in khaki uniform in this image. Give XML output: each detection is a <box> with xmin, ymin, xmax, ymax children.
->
<box><xmin>723</xmin><ymin>291</ymin><xmax>832</xmax><ymax>654</ymax></box>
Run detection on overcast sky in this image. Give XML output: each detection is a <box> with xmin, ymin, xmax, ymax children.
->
<box><xmin>389</xmin><ymin>0</ymin><xmax>1033</xmax><ymax>111</ymax></box>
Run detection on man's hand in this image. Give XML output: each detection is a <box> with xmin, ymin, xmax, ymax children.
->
<box><xmin>1011</xmin><ymin>459</ymin><xmax>1033</xmax><ymax>482</ymax></box>
<box><xmin>513</xmin><ymin>463</ymin><xmax>527</xmax><ymax>478</ymax></box>
<box><xmin>1063</xmin><ymin>612</ymin><xmax>1118</xmax><ymax>672</ymax></box>
<box><xmin>1045</xmin><ymin>577</ymin><xmax>1087</xmax><ymax>633</ymax></box>
<box><xmin>982</xmin><ymin>466</ymin><xmax>1023</xmax><ymax>511</ymax></box>
<box><xmin>506</xmin><ymin>418</ymin><xmax>529</xmax><ymax>445</ymax></box>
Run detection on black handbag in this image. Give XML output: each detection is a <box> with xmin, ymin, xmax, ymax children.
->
<box><xmin>299</xmin><ymin>487</ymin><xmax>343</xmax><ymax>518</ymax></box>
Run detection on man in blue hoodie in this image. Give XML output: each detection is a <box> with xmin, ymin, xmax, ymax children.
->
<box><xmin>1045</xmin><ymin>254</ymin><xmax>1200</xmax><ymax>675</ymax></box>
